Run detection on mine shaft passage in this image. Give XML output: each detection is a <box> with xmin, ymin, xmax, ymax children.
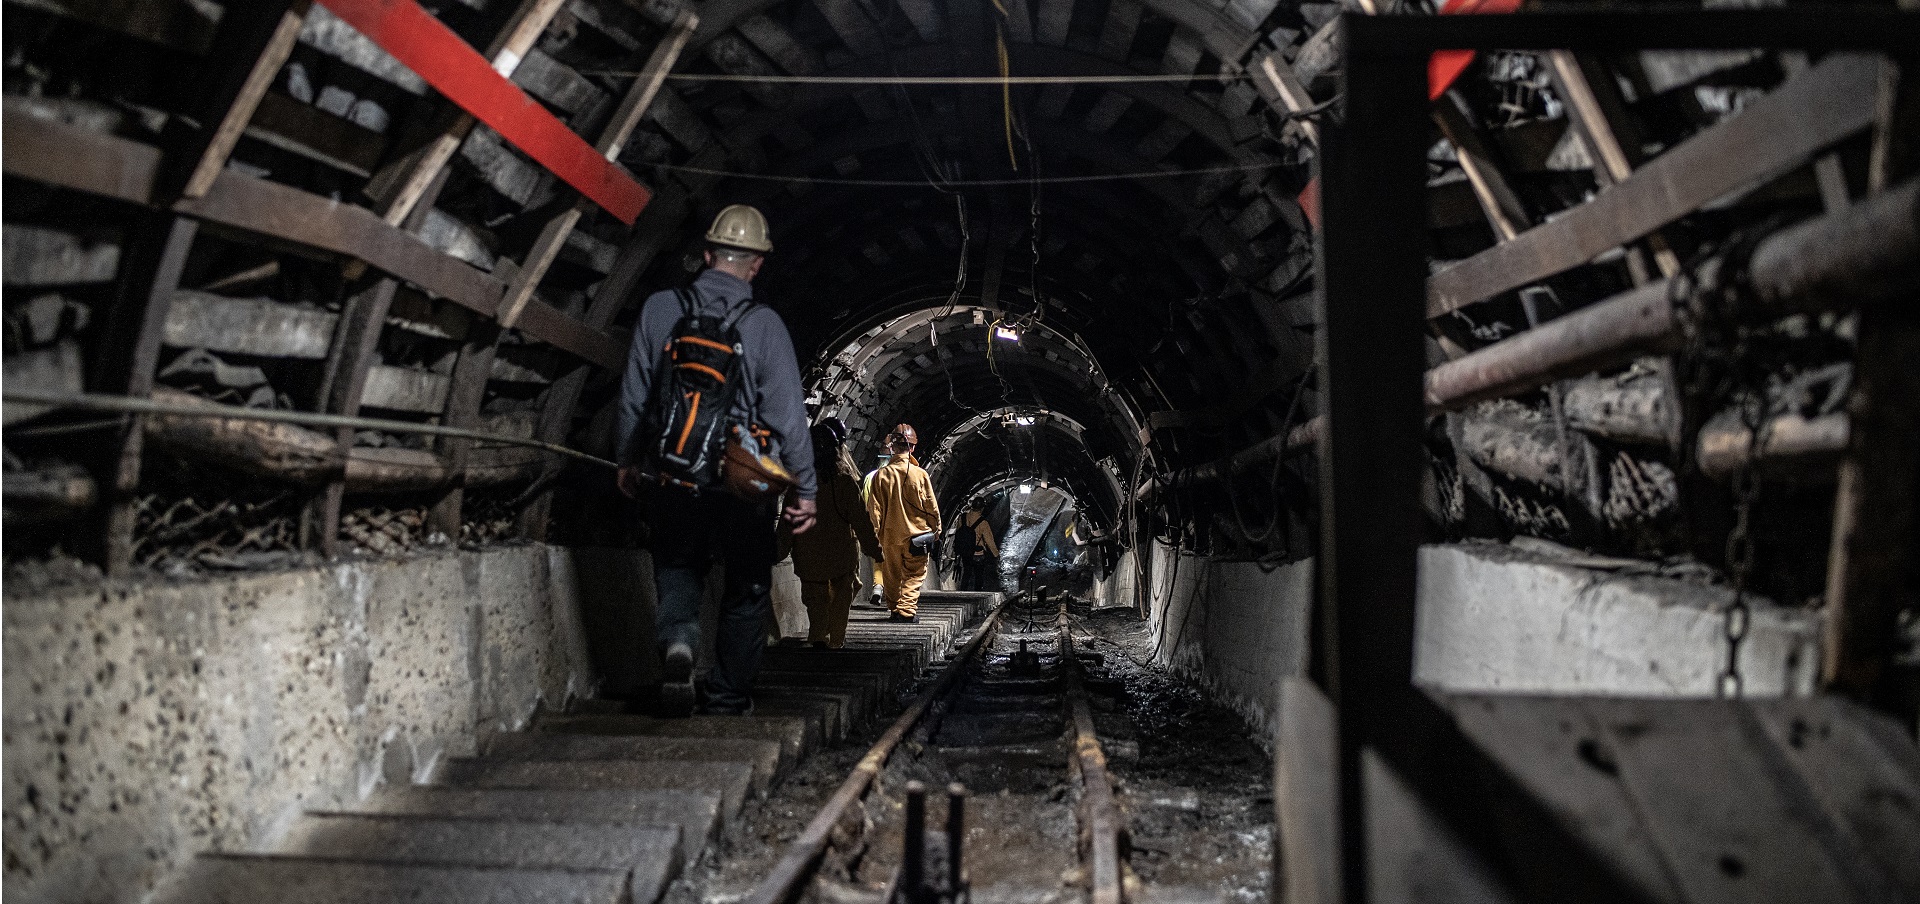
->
<box><xmin>6</xmin><ymin>2</ymin><xmax>1920</xmax><ymax>904</ymax></box>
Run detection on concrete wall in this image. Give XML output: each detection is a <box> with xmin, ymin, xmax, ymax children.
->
<box><xmin>3</xmin><ymin>545</ymin><xmax>598</xmax><ymax>904</ymax></box>
<box><xmin>1140</xmin><ymin>541</ymin><xmax>1823</xmax><ymax>735</ymax></box>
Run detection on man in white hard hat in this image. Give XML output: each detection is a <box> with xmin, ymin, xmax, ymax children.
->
<box><xmin>615</xmin><ymin>204</ymin><xmax>817</xmax><ymax>715</ymax></box>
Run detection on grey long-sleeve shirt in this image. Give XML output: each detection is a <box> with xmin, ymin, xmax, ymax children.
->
<box><xmin>614</xmin><ymin>268</ymin><xmax>818</xmax><ymax>499</ymax></box>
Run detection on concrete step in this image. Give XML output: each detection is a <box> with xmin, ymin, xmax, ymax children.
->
<box><xmin>438</xmin><ymin>759</ymin><xmax>755</xmax><ymax>828</ymax></box>
<box><xmin>754</xmin><ymin>670</ymin><xmax>888</xmax><ymax>719</ymax></box>
<box><xmin>760</xmin><ymin>647</ymin><xmax>921</xmax><ymax>694</ymax></box>
<box><xmin>746</xmin><ymin>688</ymin><xmax>855</xmax><ymax>741</ymax></box>
<box><xmin>280</xmin><ymin>813</ymin><xmax>681</xmax><ymax>904</ymax></box>
<box><xmin>153</xmin><ymin>854</ymin><xmax>629</xmax><ymax>904</ymax></box>
<box><xmin>538</xmin><ymin>712</ymin><xmax>813</xmax><ymax>767</ymax></box>
<box><xmin>485</xmin><ymin>732</ymin><xmax>783</xmax><ymax>792</ymax></box>
<box><xmin>359</xmin><ymin>786</ymin><xmax>723</xmax><ymax>847</ymax></box>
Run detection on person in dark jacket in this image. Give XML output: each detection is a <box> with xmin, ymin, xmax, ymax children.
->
<box><xmin>779</xmin><ymin>420</ymin><xmax>881</xmax><ymax>648</ymax></box>
<box><xmin>614</xmin><ymin>205</ymin><xmax>816</xmax><ymax>716</ymax></box>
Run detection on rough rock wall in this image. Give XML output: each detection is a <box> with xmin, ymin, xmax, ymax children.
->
<box><xmin>3</xmin><ymin>545</ymin><xmax>597</xmax><ymax>904</ymax></box>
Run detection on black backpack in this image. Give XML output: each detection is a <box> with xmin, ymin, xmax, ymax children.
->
<box><xmin>639</xmin><ymin>287</ymin><xmax>757</xmax><ymax>491</ymax></box>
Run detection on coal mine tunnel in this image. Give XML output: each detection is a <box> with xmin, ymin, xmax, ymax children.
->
<box><xmin>6</xmin><ymin>1</ymin><xmax>1920</xmax><ymax>903</ymax></box>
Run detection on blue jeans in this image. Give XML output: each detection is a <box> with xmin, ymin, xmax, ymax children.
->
<box><xmin>647</xmin><ymin>488</ymin><xmax>778</xmax><ymax>711</ymax></box>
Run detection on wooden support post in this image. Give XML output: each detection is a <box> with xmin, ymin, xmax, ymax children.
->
<box><xmin>1254</xmin><ymin>51</ymin><xmax>1321</xmax><ymax>147</ymax></box>
<box><xmin>427</xmin><ymin>320</ymin><xmax>503</xmax><ymax>540</ymax></box>
<box><xmin>1315</xmin><ymin>28</ymin><xmax>1435</xmax><ymax>902</ymax></box>
<box><xmin>171</xmin><ymin>0</ymin><xmax>312</xmax><ymax>200</ymax></box>
<box><xmin>496</xmin><ymin>6</ymin><xmax>695</xmax><ymax>330</ymax></box>
<box><xmin>94</xmin><ymin>216</ymin><xmax>200</xmax><ymax>573</ymax></box>
<box><xmin>310</xmin><ymin>168</ymin><xmax>451</xmax><ymax>558</ymax></box>
<box><xmin>1542</xmin><ymin>50</ymin><xmax>1681</xmax><ymax>279</ymax></box>
<box><xmin>1820</xmin><ymin>57</ymin><xmax>1920</xmax><ymax>705</ymax></box>
<box><xmin>1431</xmin><ymin>91</ymin><xmax>1529</xmax><ymax>242</ymax></box>
<box><xmin>514</xmin><ymin>185</ymin><xmax>691</xmax><ymax>540</ymax></box>
<box><xmin>366</xmin><ymin>0</ymin><xmax>572</xmax><ymax>225</ymax></box>
<box><xmin>438</xmin><ymin>10</ymin><xmax>693</xmax><ymax>535</ymax></box>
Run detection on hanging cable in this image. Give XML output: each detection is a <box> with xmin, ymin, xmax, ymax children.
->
<box><xmin>4</xmin><ymin>391</ymin><xmax>618</xmax><ymax>469</ymax></box>
<box><xmin>593</xmin><ymin>72</ymin><xmax>1254</xmax><ymax>85</ymax></box>
<box><xmin>640</xmin><ymin>161</ymin><xmax>1279</xmax><ymax>187</ymax></box>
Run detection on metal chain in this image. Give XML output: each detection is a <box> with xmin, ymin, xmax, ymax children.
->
<box><xmin>1719</xmin><ymin>402</ymin><xmax>1764</xmax><ymax>699</ymax></box>
<box><xmin>1670</xmin><ymin>225</ymin><xmax>1778</xmax><ymax>700</ymax></box>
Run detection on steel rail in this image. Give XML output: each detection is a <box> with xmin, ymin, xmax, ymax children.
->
<box><xmin>742</xmin><ymin>596</ymin><xmax>1013</xmax><ymax>904</ymax></box>
<box><xmin>3</xmin><ymin>390</ymin><xmax>616</xmax><ymax>469</ymax></box>
<box><xmin>1059</xmin><ymin>606</ymin><xmax>1126</xmax><ymax>904</ymax></box>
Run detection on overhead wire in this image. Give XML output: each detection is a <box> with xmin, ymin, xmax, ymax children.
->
<box><xmin>5</xmin><ymin>391</ymin><xmax>618</xmax><ymax>468</ymax></box>
<box><xmin>639</xmin><ymin>161</ymin><xmax>1280</xmax><ymax>187</ymax></box>
<box><xmin>596</xmin><ymin>72</ymin><xmax>1255</xmax><ymax>85</ymax></box>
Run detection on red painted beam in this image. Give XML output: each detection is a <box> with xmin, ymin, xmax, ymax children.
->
<box><xmin>1428</xmin><ymin>0</ymin><xmax>1526</xmax><ymax>100</ymax></box>
<box><xmin>316</xmin><ymin>0</ymin><xmax>650</xmax><ymax>224</ymax></box>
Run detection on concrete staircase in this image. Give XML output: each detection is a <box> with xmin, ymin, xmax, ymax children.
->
<box><xmin>152</xmin><ymin>592</ymin><xmax>997</xmax><ymax>904</ymax></box>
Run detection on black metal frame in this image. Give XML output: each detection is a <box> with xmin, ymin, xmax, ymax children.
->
<box><xmin>1315</xmin><ymin>9</ymin><xmax>1919</xmax><ymax>902</ymax></box>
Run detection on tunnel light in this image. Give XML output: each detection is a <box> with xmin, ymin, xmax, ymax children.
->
<box><xmin>1013</xmin><ymin>415</ymin><xmax>1036</xmax><ymax>427</ymax></box>
<box><xmin>994</xmin><ymin>324</ymin><xmax>1021</xmax><ymax>342</ymax></box>
<box><xmin>1019</xmin><ymin>484</ymin><xmax>1034</xmax><ymax>495</ymax></box>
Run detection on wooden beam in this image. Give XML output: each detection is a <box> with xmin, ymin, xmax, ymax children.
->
<box><xmin>1255</xmin><ymin>51</ymin><xmax>1320</xmax><ymax>146</ymax></box>
<box><xmin>1821</xmin><ymin>59</ymin><xmax>1920</xmax><ymax>702</ymax></box>
<box><xmin>1431</xmin><ymin>91</ymin><xmax>1528</xmax><ymax>242</ymax></box>
<box><xmin>174</xmin><ymin>1</ymin><xmax>312</xmax><ymax>200</ymax></box>
<box><xmin>496</xmin><ymin>8</ymin><xmax>696</xmax><ymax>330</ymax></box>
<box><xmin>315</xmin><ymin>0</ymin><xmax>650</xmax><ymax>223</ymax></box>
<box><xmin>1427</xmin><ymin>54</ymin><xmax>1882</xmax><ymax>318</ymax></box>
<box><xmin>92</xmin><ymin>216</ymin><xmax>200</xmax><ymax>574</ymax></box>
<box><xmin>366</xmin><ymin>0</ymin><xmax>572</xmax><ymax>226</ymax></box>
<box><xmin>444</xmin><ymin>9</ymin><xmax>695</xmax><ymax>532</ymax></box>
<box><xmin>2</xmin><ymin>104</ymin><xmax>627</xmax><ymax>370</ymax></box>
<box><xmin>1543</xmin><ymin>50</ymin><xmax>1680</xmax><ymax>280</ymax></box>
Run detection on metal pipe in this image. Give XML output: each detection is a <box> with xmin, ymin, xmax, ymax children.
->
<box><xmin>1141</xmin><ymin>177</ymin><xmax>1919</xmax><ymax>496</ymax></box>
<box><xmin>4</xmin><ymin>389</ymin><xmax>616</xmax><ymax>469</ymax></box>
<box><xmin>741</xmin><ymin>597</ymin><xmax>1008</xmax><ymax>904</ymax></box>
<box><xmin>1698</xmin><ymin>411</ymin><xmax>1849</xmax><ymax>480</ymax></box>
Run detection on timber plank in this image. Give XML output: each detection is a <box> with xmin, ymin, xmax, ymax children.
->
<box><xmin>1748</xmin><ymin>697</ymin><xmax>1920</xmax><ymax>897</ymax></box>
<box><xmin>1426</xmin><ymin>54</ymin><xmax>1882</xmax><ymax>317</ymax></box>
<box><xmin>1583</xmin><ymin>698</ymin><xmax>1883</xmax><ymax>904</ymax></box>
<box><xmin>1</xmin><ymin>104</ymin><xmax>627</xmax><ymax>370</ymax></box>
<box><xmin>1443</xmin><ymin>694</ymin><xmax>1685</xmax><ymax>903</ymax></box>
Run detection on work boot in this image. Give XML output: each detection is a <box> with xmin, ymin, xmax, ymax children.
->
<box><xmin>888</xmin><ymin>611</ymin><xmax>918</xmax><ymax>624</ymax></box>
<box><xmin>658</xmin><ymin>643</ymin><xmax>695</xmax><ymax>718</ymax></box>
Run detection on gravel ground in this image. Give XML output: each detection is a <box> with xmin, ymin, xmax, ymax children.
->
<box><xmin>665</xmin><ymin>602</ymin><xmax>1274</xmax><ymax>904</ymax></box>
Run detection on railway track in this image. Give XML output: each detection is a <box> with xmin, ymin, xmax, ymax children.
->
<box><xmin>747</xmin><ymin>586</ymin><xmax>1132</xmax><ymax>904</ymax></box>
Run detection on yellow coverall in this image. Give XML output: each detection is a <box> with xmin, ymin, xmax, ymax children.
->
<box><xmin>780</xmin><ymin>467</ymin><xmax>881</xmax><ymax>647</ymax></box>
<box><xmin>865</xmin><ymin>452</ymin><xmax>940</xmax><ymax>618</ymax></box>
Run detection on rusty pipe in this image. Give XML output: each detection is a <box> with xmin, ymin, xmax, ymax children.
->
<box><xmin>1139</xmin><ymin>178</ymin><xmax>1918</xmax><ymax>497</ymax></box>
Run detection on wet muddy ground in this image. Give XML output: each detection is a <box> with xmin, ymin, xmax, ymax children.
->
<box><xmin>666</xmin><ymin>601</ymin><xmax>1272</xmax><ymax>904</ymax></box>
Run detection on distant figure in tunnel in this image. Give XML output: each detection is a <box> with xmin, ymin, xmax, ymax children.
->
<box><xmin>779</xmin><ymin>419</ymin><xmax>882</xmax><ymax>648</ymax></box>
<box><xmin>615</xmin><ymin>204</ymin><xmax>818</xmax><ymax>716</ymax></box>
<box><xmin>956</xmin><ymin>507</ymin><xmax>999</xmax><ymax>592</ymax></box>
<box><xmin>867</xmin><ymin>424</ymin><xmax>940</xmax><ymax>622</ymax></box>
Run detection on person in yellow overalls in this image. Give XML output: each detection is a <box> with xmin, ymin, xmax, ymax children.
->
<box><xmin>866</xmin><ymin>423</ymin><xmax>940</xmax><ymax>622</ymax></box>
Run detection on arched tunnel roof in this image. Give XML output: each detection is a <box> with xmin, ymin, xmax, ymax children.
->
<box><xmin>601</xmin><ymin>0</ymin><xmax>1321</xmax><ymax>502</ymax></box>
